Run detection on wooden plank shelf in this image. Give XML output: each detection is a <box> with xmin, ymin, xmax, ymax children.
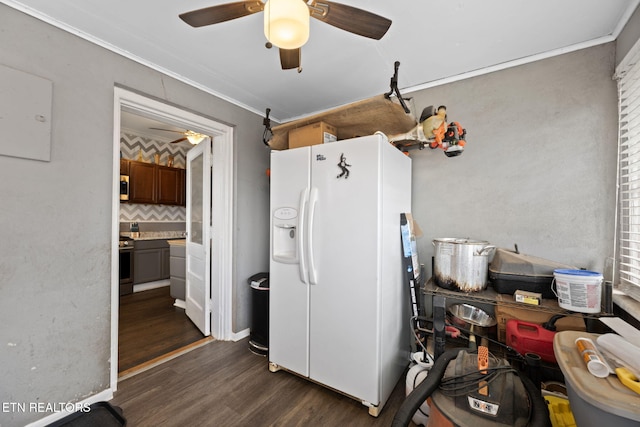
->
<box><xmin>268</xmin><ymin>94</ymin><xmax>418</xmax><ymax>150</ymax></box>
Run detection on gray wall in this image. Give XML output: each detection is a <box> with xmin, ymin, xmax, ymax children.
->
<box><xmin>408</xmin><ymin>42</ymin><xmax>618</xmax><ymax>276</ymax></box>
<box><xmin>0</xmin><ymin>4</ymin><xmax>269</xmax><ymax>426</ymax></box>
<box><xmin>616</xmin><ymin>4</ymin><xmax>640</xmax><ymax>66</ymax></box>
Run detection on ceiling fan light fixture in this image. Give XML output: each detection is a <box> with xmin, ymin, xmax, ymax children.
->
<box><xmin>264</xmin><ymin>0</ymin><xmax>310</xmax><ymax>49</ymax></box>
<box><xmin>186</xmin><ymin>131</ymin><xmax>207</xmax><ymax>145</ymax></box>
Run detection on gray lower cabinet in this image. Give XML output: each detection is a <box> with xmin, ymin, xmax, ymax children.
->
<box><xmin>133</xmin><ymin>239</ymin><xmax>170</xmax><ymax>284</ymax></box>
<box><xmin>169</xmin><ymin>242</ymin><xmax>186</xmax><ymax>300</ymax></box>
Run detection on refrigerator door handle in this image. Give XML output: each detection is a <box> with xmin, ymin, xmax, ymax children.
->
<box><xmin>307</xmin><ymin>187</ymin><xmax>319</xmax><ymax>285</ymax></box>
<box><xmin>298</xmin><ymin>188</ymin><xmax>310</xmax><ymax>284</ymax></box>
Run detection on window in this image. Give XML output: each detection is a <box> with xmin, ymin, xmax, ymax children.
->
<box><xmin>616</xmin><ymin>39</ymin><xmax>640</xmax><ymax>303</ymax></box>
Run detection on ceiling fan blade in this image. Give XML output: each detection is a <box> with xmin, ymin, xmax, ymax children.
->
<box><xmin>309</xmin><ymin>1</ymin><xmax>391</xmax><ymax>40</ymax></box>
<box><xmin>280</xmin><ymin>48</ymin><xmax>301</xmax><ymax>70</ymax></box>
<box><xmin>179</xmin><ymin>1</ymin><xmax>264</xmax><ymax>28</ymax></box>
<box><xmin>170</xmin><ymin>137</ymin><xmax>188</xmax><ymax>144</ymax></box>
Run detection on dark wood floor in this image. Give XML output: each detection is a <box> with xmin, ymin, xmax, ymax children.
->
<box><xmin>112</xmin><ymin>338</ymin><xmax>411</xmax><ymax>426</ymax></box>
<box><xmin>119</xmin><ymin>286</ymin><xmax>204</xmax><ymax>373</ymax></box>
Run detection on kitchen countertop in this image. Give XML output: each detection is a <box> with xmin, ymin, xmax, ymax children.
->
<box><xmin>121</xmin><ymin>231</ymin><xmax>186</xmax><ymax>241</ymax></box>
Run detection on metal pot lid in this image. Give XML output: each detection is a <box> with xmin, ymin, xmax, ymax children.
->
<box><xmin>433</xmin><ymin>238</ymin><xmax>490</xmax><ymax>245</ymax></box>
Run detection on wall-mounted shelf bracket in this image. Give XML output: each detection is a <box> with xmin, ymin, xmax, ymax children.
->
<box><xmin>262</xmin><ymin>107</ymin><xmax>273</xmax><ymax>146</ymax></box>
<box><xmin>384</xmin><ymin>61</ymin><xmax>411</xmax><ymax>114</ymax></box>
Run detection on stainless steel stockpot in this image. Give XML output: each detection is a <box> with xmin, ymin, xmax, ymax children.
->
<box><xmin>433</xmin><ymin>238</ymin><xmax>496</xmax><ymax>292</ymax></box>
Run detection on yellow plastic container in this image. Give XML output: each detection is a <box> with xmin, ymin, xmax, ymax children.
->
<box><xmin>544</xmin><ymin>394</ymin><xmax>576</xmax><ymax>427</ymax></box>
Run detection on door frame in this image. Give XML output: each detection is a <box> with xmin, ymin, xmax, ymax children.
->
<box><xmin>111</xmin><ymin>87</ymin><xmax>234</xmax><ymax>390</ymax></box>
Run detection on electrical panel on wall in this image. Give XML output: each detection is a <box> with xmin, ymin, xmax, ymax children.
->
<box><xmin>0</xmin><ymin>64</ymin><xmax>53</xmax><ymax>162</ymax></box>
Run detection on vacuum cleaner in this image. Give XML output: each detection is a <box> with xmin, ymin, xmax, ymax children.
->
<box><xmin>393</xmin><ymin>346</ymin><xmax>551</xmax><ymax>427</ymax></box>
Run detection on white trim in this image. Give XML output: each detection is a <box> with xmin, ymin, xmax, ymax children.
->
<box><xmin>211</xmin><ymin>129</ymin><xmax>235</xmax><ymax>340</ymax></box>
<box><xmin>403</xmin><ymin>37</ymin><xmax>616</xmax><ymax>95</ymax></box>
<box><xmin>133</xmin><ymin>280</ymin><xmax>170</xmax><ymax>293</ymax></box>
<box><xmin>232</xmin><ymin>328</ymin><xmax>251</xmax><ymax>342</ymax></box>
<box><xmin>110</xmin><ymin>102</ymin><xmax>122</xmax><ymax>394</ymax></box>
<box><xmin>111</xmin><ymin>87</ymin><xmax>235</xmax><ymax>392</ymax></box>
<box><xmin>25</xmin><ymin>389</ymin><xmax>113</xmax><ymax>427</ymax></box>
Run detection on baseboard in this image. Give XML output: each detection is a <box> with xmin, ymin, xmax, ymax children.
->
<box><xmin>25</xmin><ymin>389</ymin><xmax>114</xmax><ymax>427</ymax></box>
<box><xmin>231</xmin><ymin>328</ymin><xmax>250</xmax><ymax>342</ymax></box>
<box><xmin>133</xmin><ymin>280</ymin><xmax>170</xmax><ymax>293</ymax></box>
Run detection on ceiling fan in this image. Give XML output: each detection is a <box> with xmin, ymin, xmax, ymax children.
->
<box><xmin>179</xmin><ymin>0</ymin><xmax>392</xmax><ymax>71</ymax></box>
<box><xmin>150</xmin><ymin>127</ymin><xmax>208</xmax><ymax>144</ymax></box>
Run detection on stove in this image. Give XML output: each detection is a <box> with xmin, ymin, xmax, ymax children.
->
<box><xmin>119</xmin><ymin>236</ymin><xmax>134</xmax><ymax>295</ymax></box>
<box><xmin>119</xmin><ymin>235</ymin><xmax>134</xmax><ymax>249</ymax></box>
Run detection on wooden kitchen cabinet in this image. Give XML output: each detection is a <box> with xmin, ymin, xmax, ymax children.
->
<box><xmin>169</xmin><ymin>241</ymin><xmax>186</xmax><ymax>301</ymax></box>
<box><xmin>125</xmin><ymin>159</ymin><xmax>185</xmax><ymax>206</ymax></box>
<box><xmin>157</xmin><ymin>165</ymin><xmax>184</xmax><ymax>205</ymax></box>
<box><xmin>133</xmin><ymin>239</ymin><xmax>170</xmax><ymax>284</ymax></box>
<box><xmin>128</xmin><ymin>161</ymin><xmax>156</xmax><ymax>204</ymax></box>
<box><xmin>120</xmin><ymin>158</ymin><xmax>129</xmax><ymax>175</ymax></box>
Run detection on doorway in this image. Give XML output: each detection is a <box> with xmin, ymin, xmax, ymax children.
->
<box><xmin>117</xmin><ymin>286</ymin><xmax>205</xmax><ymax>375</ymax></box>
<box><xmin>111</xmin><ymin>88</ymin><xmax>234</xmax><ymax>391</ymax></box>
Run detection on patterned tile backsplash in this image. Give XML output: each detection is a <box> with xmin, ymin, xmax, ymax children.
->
<box><xmin>120</xmin><ymin>132</ymin><xmax>188</xmax><ymax>168</ymax></box>
<box><xmin>119</xmin><ymin>203</ymin><xmax>185</xmax><ymax>222</ymax></box>
<box><xmin>120</xmin><ymin>132</ymin><xmax>188</xmax><ymax>222</ymax></box>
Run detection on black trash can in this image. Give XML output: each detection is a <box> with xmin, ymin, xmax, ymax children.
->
<box><xmin>248</xmin><ymin>272</ymin><xmax>269</xmax><ymax>356</ymax></box>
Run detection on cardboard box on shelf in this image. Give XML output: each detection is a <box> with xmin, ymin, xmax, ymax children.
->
<box><xmin>495</xmin><ymin>293</ymin><xmax>586</xmax><ymax>343</ymax></box>
<box><xmin>288</xmin><ymin>121</ymin><xmax>337</xmax><ymax>149</ymax></box>
<box><xmin>514</xmin><ymin>290</ymin><xmax>542</xmax><ymax>305</ymax></box>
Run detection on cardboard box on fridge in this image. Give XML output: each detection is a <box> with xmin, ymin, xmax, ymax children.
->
<box><xmin>495</xmin><ymin>293</ymin><xmax>586</xmax><ymax>343</ymax></box>
<box><xmin>288</xmin><ymin>121</ymin><xmax>338</xmax><ymax>149</ymax></box>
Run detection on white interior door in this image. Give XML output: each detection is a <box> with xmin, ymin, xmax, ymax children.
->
<box><xmin>185</xmin><ymin>138</ymin><xmax>212</xmax><ymax>336</ymax></box>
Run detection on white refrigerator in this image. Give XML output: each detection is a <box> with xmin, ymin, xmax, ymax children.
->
<box><xmin>268</xmin><ymin>133</ymin><xmax>412</xmax><ymax>416</ymax></box>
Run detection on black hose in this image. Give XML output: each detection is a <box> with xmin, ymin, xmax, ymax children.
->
<box><xmin>391</xmin><ymin>348</ymin><xmax>461</xmax><ymax>427</ymax></box>
<box><xmin>519</xmin><ymin>370</ymin><xmax>552</xmax><ymax>427</ymax></box>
